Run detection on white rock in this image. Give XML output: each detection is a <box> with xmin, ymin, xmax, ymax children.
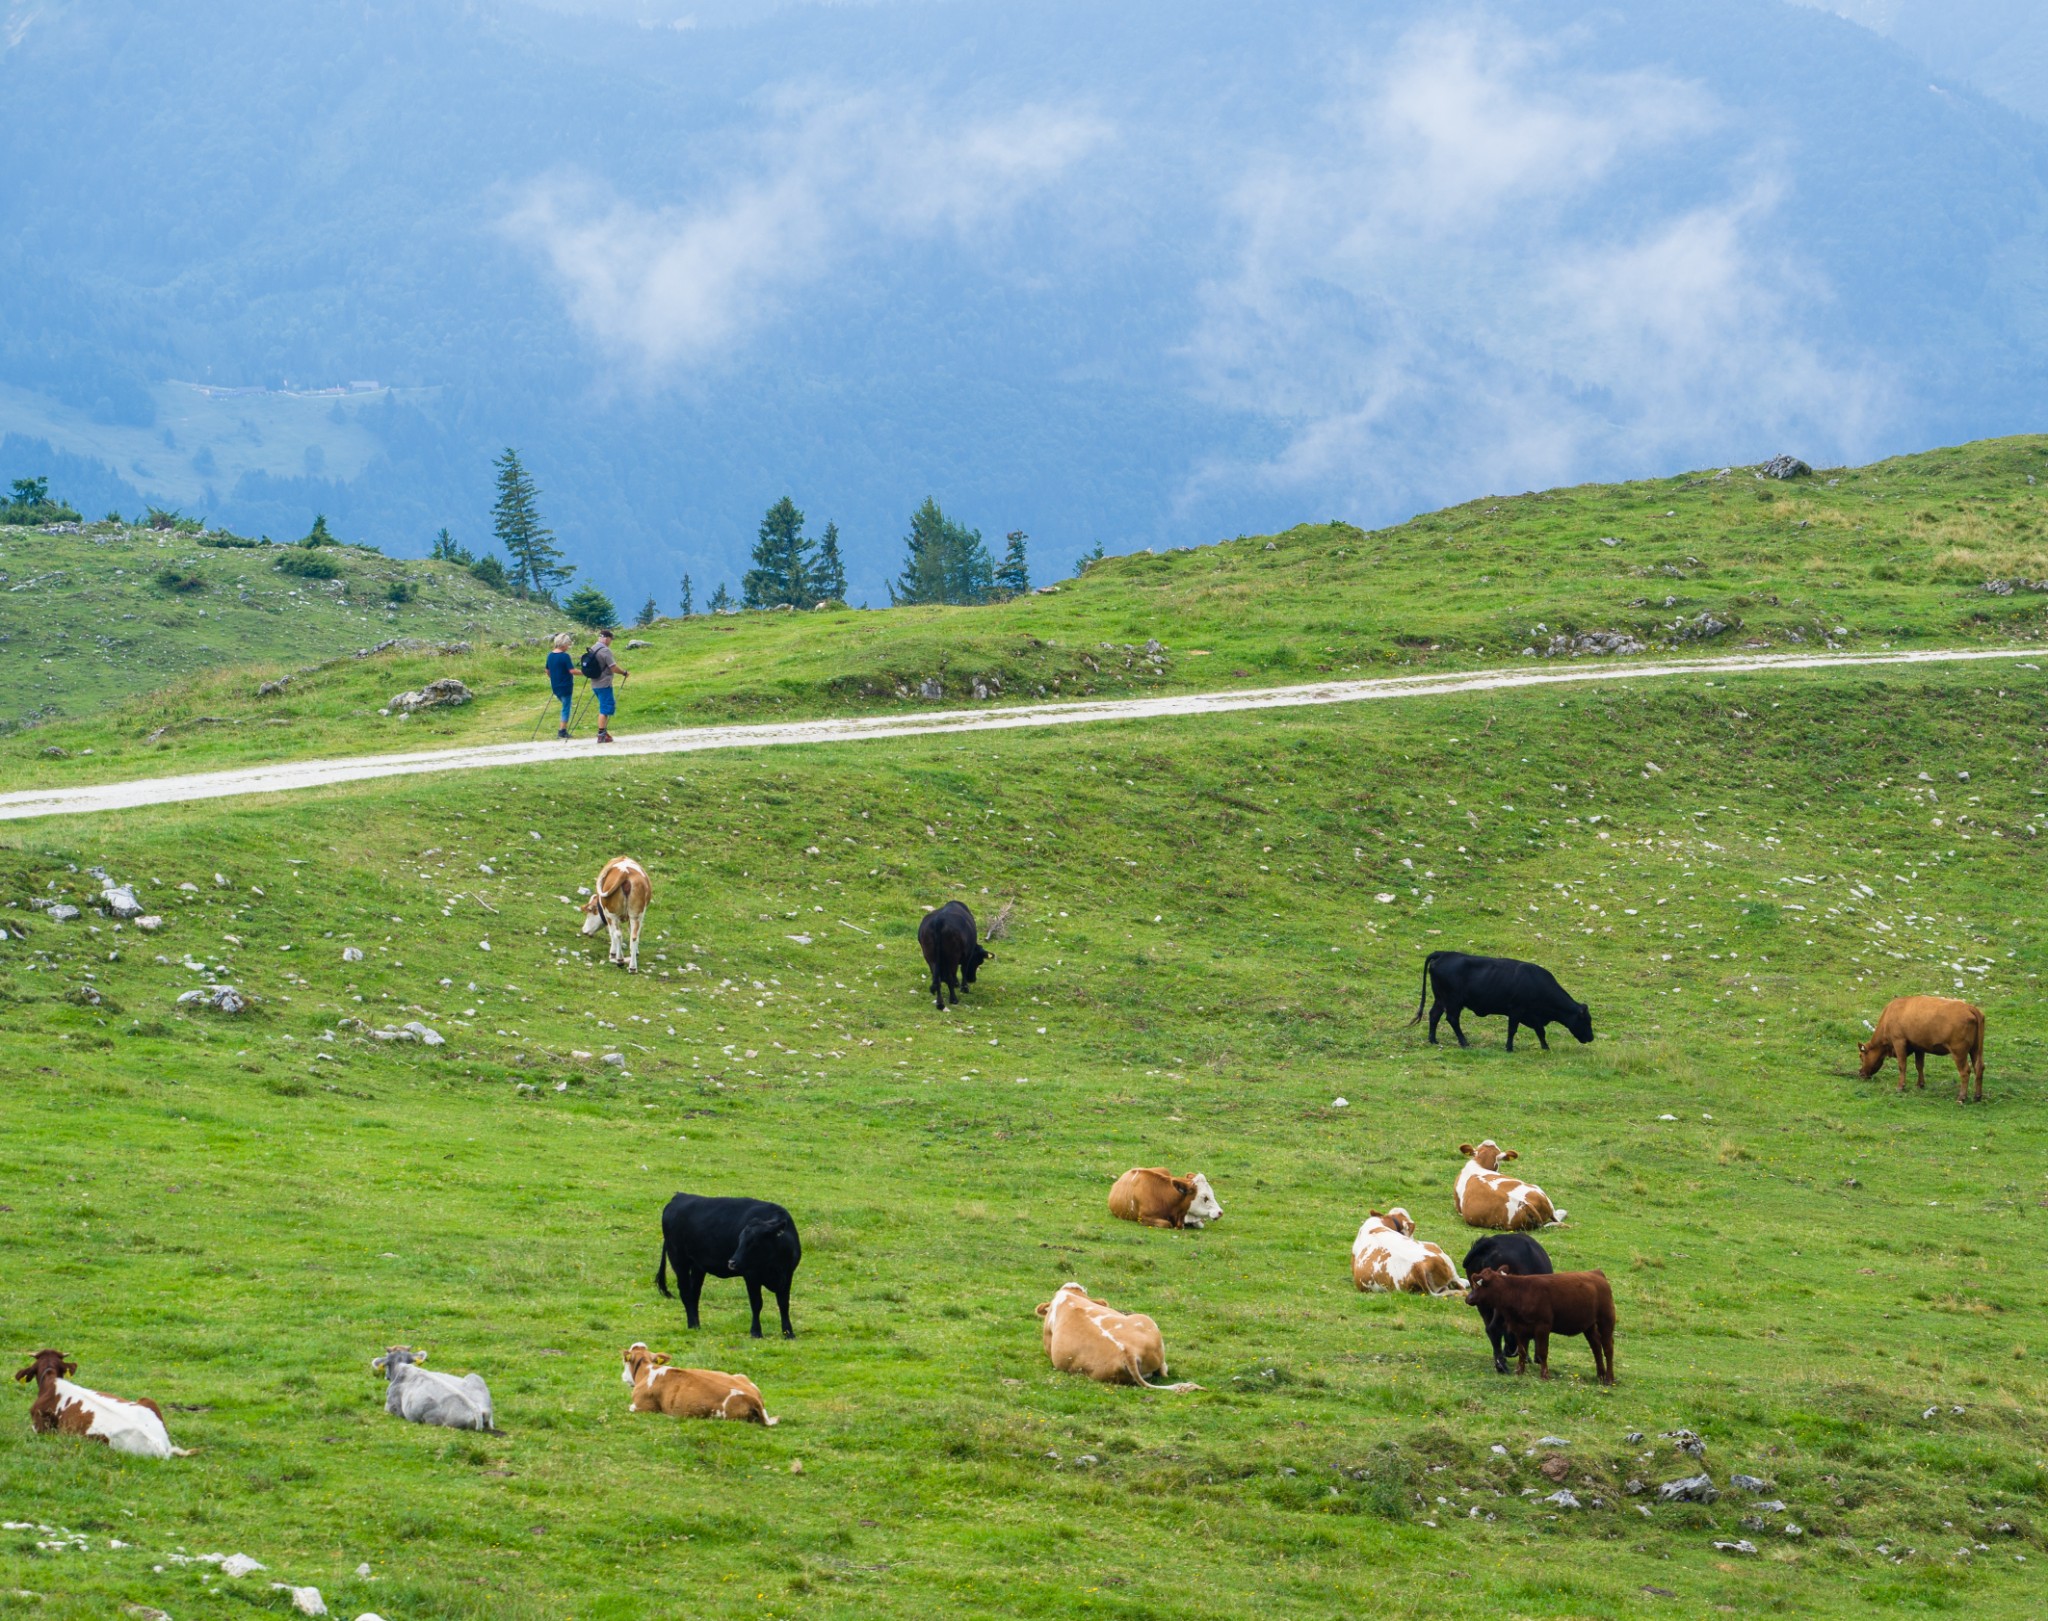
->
<box><xmin>102</xmin><ymin>885</ymin><xmax>144</xmax><ymax>918</ymax></box>
<box><xmin>355</xmin><ymin>1564</ymin><xmax>371</xmax><ymax>1578</ymax></box>
<box><xmin>403</xmin><ymin>1021</ymin><xmax>445</xmax><ymax>1046</ymax></box>
<box><xmin>1331</xmin><ymin>1097</ymin><xmax>1349</xmax><ymax>1108</ymax></box>
<box><xmin>602</xmin><ymin>1052</ymin><xmax>626</xmax><ymax>1066</ymax></box>
<box><xmin>342</xmin><ymin>947</ymin><xmax>364</xmax><ymax>962</ymax></box>
<box><xmin>272</xmin><ymin>1584</ymin><xmax>327</xmax><ymax>1615</ymax></box>
<box><xmin>571</xmin><ymin>1049</ymin><xmax>593</xmax><ymax>1060</ymax></box>
<box><xmin>46</xmin><ymin>904</ymin><xmax>80</xmax><ymax>923</ymax></box>
<box><xmin>136</xmin><ymin>915</ymin><xmax>164</xmax><ymax>932</ymax></box>
<box><xmin>220</xmin><ymin>1553</ymin><xmax>266</xmax><ymax>1577</ymax></box>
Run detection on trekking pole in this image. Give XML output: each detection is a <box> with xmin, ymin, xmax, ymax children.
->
<box><xmin>528</xmin><ymin>702</ymin><xmax>555</xmax><ymax>744</ymax></box>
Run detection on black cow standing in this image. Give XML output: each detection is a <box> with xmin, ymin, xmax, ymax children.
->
<box><xmin>656</xmin><ymin>1193</ymin><xmax>802</xmax><ymax>1339</ymax></box>
<box><xmin>1461</xmin><ymin>1233</ymin><xmax>1555</xmax><ymax>1373</ymax></box>
<box><xmin>1410</xmin><ymin>950</ymin><xmax>1593</xmax><ymax>1050</ymax></box>
<box><xmin>918</xmin><ymin>900</ymin><xmax>990</xmax><ymax>1010</ymax></box>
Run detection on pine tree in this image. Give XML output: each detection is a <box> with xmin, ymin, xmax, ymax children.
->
<box><xmin>430</xmin><ymin>526</ymin><xmax>474</xmax><ymax>566</ymax></box>
<box><xmin>889</xmin><ymin>498</ymin><xmax>993</xmax><ymax>605</ymax></box>
<box><xmin>302</xmin><ymin>514</ymin><xmax>335</xmax><ymax>547</ymax></box>
<box><xmin>491</xmin><ymin>448</ymin><xmax>572</xmax><ymax>600</ymax></box>
<box><xmin>995</xmin><ymin>530</ymin><xmax>1029</xmax><ymax>597</ymax></box>
<box><xmin>809</xmin><ymin>521</ymin><xmax>847</xmax><ymax>604</ymax></box>
<box><xmin>635</xmin><ymin>595</ymin><xmax>658</xmax><ymax>627</ymax></box>
<box><xmin>562</xmin><ymin>583</ymin><xmax>617</xmax><ymax>629</ymax></box>
<box><xmin>743</xmin><ymin>496</ymin><xmax>813</xmax><ymax>609</ymax></box>
<box><xmin>679</xmin><ymin>574</ymin><xmax>694</xmax><ymax>617</ymax></box>
<box><xmin>1073</xmin><ymin>540</ymin><xmax>1105</xmax><ymax>577</ymax></box>
<box><xmin>707</xmin><ymin>581</ymin><xmax>734</xmax><ymax>612</ymax></box>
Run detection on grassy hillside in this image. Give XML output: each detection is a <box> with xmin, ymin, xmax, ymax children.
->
<box><xmin>0</xmin><ymin>522</ymin><xmax>557</xmax><ymax>733</ymax></box>
<box><xmin>7</xmin><ymin>435</ymin><xmax>2048</xmax><ymax>793</ymax></box>
<box><xmin>2</xmin><ymin>660</ymin><xmax>2043</xmax><ymax>1618</ymax></box>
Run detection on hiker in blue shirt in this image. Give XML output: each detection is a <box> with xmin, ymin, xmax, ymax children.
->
<box><xmin>546</xmin><ymin>632</ymin><xmax>576</xmax><ymax>739</ymax></box>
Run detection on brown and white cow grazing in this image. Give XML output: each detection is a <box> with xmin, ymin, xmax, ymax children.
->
<box><xmin>1107</xmin><ymin>1168</ymin><xmax>1224</xmax><ymax>1230</ymax></box>
<box><xmin>1351</xmin><ymin>1207</ymin><xmax>1466</xmax><ymax>1295</ymax></box>
<box><xmin>619</xmin><ymin>1343</ymin><xmax>775</xmax><ymax>1425</ymax></box>
<box><xmin>14</xmin><ymin>1350</ymin><xmax>189</xmax><ymax>1458</ymax></box>
<box><xmin>1860</xmin><ymin>995</ymin><xmax>1986</xmax><ymax>1102</ymax></box>
<box><xmin>1455</xmin><ymin>1140</ymin><xmax>1565</xmax><ymax>1230</ymax></box>
<box><xmin>1035</xmin><ymin>1283</ymin><xmax>1199</xmax><ymax>1390</ymax></box>
<box><xmin>581</xmin><ymin>856</ymin><xmax>651</xmax><ymax>971</ymax></box>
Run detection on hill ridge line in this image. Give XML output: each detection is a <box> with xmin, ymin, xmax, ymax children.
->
<box><xmin>4</xmin><ymin>644</ymin><xmax>2038</xmax><ymax>823</ymax></box>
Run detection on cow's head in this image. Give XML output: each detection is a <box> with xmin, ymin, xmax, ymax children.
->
<box><xmin>1186</xmin><ymin>1173</ymin><xmax>1223</xmax><ymax>1226</ymax></box>
<box><xmin>1856</xmin><ymin>1038</ymin><xmax>1887</xmax><ymax>1080</ymax></box>
<box><xmin>1464</xmin><ymin>1266</ymin><xmax>1507</xmax><ymax>1306</ymax></box>
<box><xmin>372</xmin><ymin>1346</ymin><xmax>424</xmax><ymax>1379</ymax></box>
<box><xmin>963</xmin><ymin>940</ymin><xmax>991</xmax><ymax>984</ymax></box>
<box><xmin>14</xmin><ymin>1350</ymin><xmax>73</xmax><ymax>1386</ymax></box>
<box><xmin>1461</xmin><ymin>1140</ymin><xmax>1514</xmax><ymax>1171</ymax></box>
<box><xmin>580</xmin><ymin>892</ymin><xmax>608</xmax><ymax>936</ymax></box>
<box><xmin>621</xmin><ymin>1343</ymin><xmax>672</xmax><ymax>1385</ymax></box>
<box><xmin>1037</xmin><ymin>1281</ymin><xmax>1092</xmax><ymax>1321</ymax></box>
<box><xmin>729</xmin><ymin>1213</ymin><xmax>800</xmax><ymax>1277</ymax></box>
<box><xmin>1381</xmin><ymin>1206</ymin><xmax>1417</xmax><ymax>1238</ymax></box>
<box><xmin>1566</xmin><ymin>1001</ymin><xmax>1594</xmax><ymax>1044</ymax></box>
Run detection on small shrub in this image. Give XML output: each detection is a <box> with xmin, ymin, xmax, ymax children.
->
<box><xmin>198</xmin><ymin>532</ymin><xmax>259</xmax><ymax>549</ymax></box>
<box><xmin>467</xmin><ymin>554</ymin><xmax>509</xmax><ymax>591</ymax></box>
<box><xmin>386</xmin><ymin>579</ymin><xmax>415</xmax><ymax>604</ymax></box>
<box><xmin>155</xmin><ymin>567</ymin><xmax>207</xmax><ymax>593</ymax></box>
<box><xmin>275</xmin><ymin>553</ymin><xmax>340</xmax><ymax>580</ymax></box>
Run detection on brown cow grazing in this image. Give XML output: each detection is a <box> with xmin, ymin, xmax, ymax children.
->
<box><xmin>1455</xmin><ymin>1140</ymin><xmax>1566</xmax><ymax>1230</ymax></box>
<box><xmin>1859</xmin><ymin>996</ymin><xmax>1986</xmax><ymax>1102</ymax></box>
<box><xmin>1463</xmin><ymin>1268</ymin><xmax>1616</xmax><ymax>1385</ymax></box>
<box><xmin>14</xmin><ymin>1350</ymin><xmax>190</xmax><ymax>1458</ymax></box>
<box><xmin>1108</xmin><ymin>1168</ymin><xmax>1224</xmax><ymax>1230</ymax></box>
<box><xmin>619</xmin><ymin>1343</ymin><xmax>775</xmax><ymax>1425</ymax></box>
<box><xmin>1351</xmin><ymin>1207</ymin><xmax>1465</xmax><ymax>1295</ymax></box>
<box><xmin>581</xmin><ymin>856</ymin><xmax>652</xmax><ymax>971</ymax></box>
<box><xmin>1035</xmin><ymin>1283</ymin><xmax>1199</xmax><ymax>1390</ymax></box>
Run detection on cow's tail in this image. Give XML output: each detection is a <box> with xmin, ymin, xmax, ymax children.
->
<box><xmin>1408</xmin><ymin>952</ymin><xmax>1442</xmax><ymax>1026</ymax></box>
<box><xmin>655</xmin><ymin>1242</ymin><xmax>673</xmax><ymax>1299</ymax></box>
<box><xmin>483</xmin><ymin>1424</ymin><xmax>508</xmax><ymax>1437</ymax></box>
<box><xmin>1127</xmin><ymin>1347</ymin><xmax>1201</xmax><ymax>1393</ymax></box>
<box><xmin>169</xmin><ymin>1446</ymin><xmax>197</xmax><ymax>1457</ymax></box>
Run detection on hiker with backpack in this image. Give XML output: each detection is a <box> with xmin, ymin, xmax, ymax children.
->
<box><xmin>546</xmin><ymin>632</ymin><xmax>577</xmax><ymax>739</ymax></box>
<box><xmin>580</xmin><ymin>626</ymin><xmax>628</xmax><ymax>744</ymax></box>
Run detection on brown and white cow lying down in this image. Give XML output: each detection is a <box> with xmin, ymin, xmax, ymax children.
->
<box><xmin>620</xmin><ymin>1343</ymin><xmax>775</xmax><ymax>1425</ymax></box>
<box><xmin>1107</xmin><ymin>1168</ymin><xmax>1223</xmax><ymax>1230</ymax></box>
<box><xmin>1455</xmin><ymin>1140</ymin><xmax>1566</xmax><ymax>1230</ymax></box>
<box><xmin>14</xmin><ymin>1350</ymin><xmax>190</xmax><ymax>1458</ymax></box>
<box><xmin>1860</xmin><ymin>995</ymin><xmax>1986</xmax><ymax>1102</ymax></box>
<box><xmin>1036</xmin><ymin>1283</ymin><xmax>1199</xmax><ymax>1391</ymax></box>
<box><xmin>581</xmin><ymin>856</ymin><xmax>652</xmax><ymax>971</ymax></box>
<box><xmin>1351</xmin><ymin>1207</ymin><xmax>1465</xmax><ymax>1295</ymax></box>
<box><xmin>1464</xmin><ymin>1268</ymin><xmax>1616</xmax><ymax>1384</ymax></box>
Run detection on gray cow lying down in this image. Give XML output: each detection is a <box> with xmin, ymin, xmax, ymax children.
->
<box><xmin>372</xmin><ymin>1345</ymin><xmax>502</xmax><ymax>1433</ymax></box>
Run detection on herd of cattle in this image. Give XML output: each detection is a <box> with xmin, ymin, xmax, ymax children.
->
<box><xmin>16</xmin><ymin>861</ymin><xmax>1993</xmax><ymax>1456</ymax></box>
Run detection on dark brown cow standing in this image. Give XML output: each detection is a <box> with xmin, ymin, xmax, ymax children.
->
<box><xmin>1463</xmin><ymin>1268</ymin><xmax>1616</xmax><ymax>1385</ymax></box>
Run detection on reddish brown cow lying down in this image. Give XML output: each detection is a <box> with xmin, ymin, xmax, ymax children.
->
<box><xmin>1859</xmin><ymin>995</ymin><xmax>1985</xmax><ymax>1102</ymax></box>
<box><xmin>1107</xmin><ymin>1168</ymin><xmax>1223</xmax><ymax>1230</ymax></box>
<box><xmin>1035</xmin><ymin>1283</ymin><xmax>1199</xmax><ymax>1391</ymax></box>
<box><xmin>620</xmin><ymin>1343</ymin><xmax>775</xmax><ymax>1425</ymax></box>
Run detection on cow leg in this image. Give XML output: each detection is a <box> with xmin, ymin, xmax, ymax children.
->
<box><xmin>1534</xmin><ymin>1024</ymin><xmax>1550</xmax><ymax>1051</ymax></box>
<box><xmin>744</xmin><ymin>1277</ymin><xmax>766</xmax><ymax>1339</ymax></box>
<box><xmin>1485</xmin><ymin>1312</ymin><xmax>1511</xmax><ymax>1374</ymax></box>
<box><xmin>626</xmin><ymin>912</ymin><xmax>641</xmax><ymax>972</ymax></box>
<box><xmin>1533</xmin><ymin>1332</ymin><xmax>1551</xmax><ymax>1379</ymax></box>
<box><xmin>1446</xmin><ymin>1006</ymin><xmax>1469</xmax><ymax>1048</ymax></box>
<box><xmin>679</xmin><ymin>1267</ymin><xmax>706</xmax><ymax>1329</ymax></box>
<box><xmin>1505</xmin><ymin>1018</ymin><xmax>1517</xmax><ymax>1052</ymax></box>
<box><xmin>1975</xmin><ymin>1042</ymin><xmax>1986</xmax><ymax>1103</ymax></box>
<box><xmin>607</xmin><ymin>916</ymin><xmax>624</xmax><ymax>966</ymax></box>
<box><xmin>930</xmin><ymin>968</ymin><xmax>944</xmax><ymax>1011</ymax></box>
<box><xmin>1895</xmin><ymin>1046</ymin><xmax>1910</xmax><ymax>1094</ymax></box>
<box><xmin>946</xmin><ymin>969</ymin><xmax>960</xmax><ymax>1006</ymax></box>
<box><xmin>1514</xmin><ymin>1337</ymin><xmax>1529</xmax><ymax>1377</ymax></box>
<box><xmin>1427</xmin><ymin>1000</ymin><xmax>1444</xmax><ymax>1045</ymax></box>
<box><xmin>1915</xmin><ymin>1050</ymin><xmax>1927</xmax><ymax>1090</ymax></box>
<box><xmin>1954</xmin><ymin>1047</ymin><xmax>1972</xmax><ymax>1103</ymax></box>
<box><xmin>774</xmin><ymin>1285</ymin><xmax>795</xmax><ymax>1339</ymax></box>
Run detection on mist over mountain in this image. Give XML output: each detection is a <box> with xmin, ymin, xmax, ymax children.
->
<box><xmin>5</xmin><ymin>0</ymin><xmax>2048</xmax><ymax>606</ymax></box>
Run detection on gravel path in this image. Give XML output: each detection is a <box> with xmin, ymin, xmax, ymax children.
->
<box><xmin>4</xmin><ymin>645</ymin><xmax>2038</xmax><ymax>823</ymax></box>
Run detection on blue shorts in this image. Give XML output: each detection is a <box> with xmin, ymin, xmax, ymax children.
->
<box><xmin>596</xmin><ymin>685</ymin><xmax>616</xmax><ymax>717</ymax></box>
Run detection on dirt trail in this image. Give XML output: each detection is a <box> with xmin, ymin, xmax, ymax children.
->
<box><xmin>3</xmin><ymin>645</ymin><xmax>2038</xmax><ymax>823</ymax></box>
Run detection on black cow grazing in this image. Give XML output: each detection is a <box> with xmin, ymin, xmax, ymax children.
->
<box><xmin>1410</xmin><ymin>951</ymin><xmax>1593</xmax><ymax>1050</ymax></box>
<box><xmin>656</xmin><ymin>1194</ymin><xmax>803</xmax><ymax>1339</ymax></box>
<box><xmin>1461</xmin><ymin>1233</ymin><xmax>1555</xmax><ymax>1373</ymax></box>
<box><xmin>918</xmin><ymin>899</ymin><xmax>990</xmax><ymax>1010</ymax></box>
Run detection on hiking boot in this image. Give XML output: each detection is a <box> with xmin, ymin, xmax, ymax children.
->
<box><xmin>557</xmin><ymin>727</ymin><xmax>570</xmax><ymax>740</ymax></box>
<box><xmin>597</xmin><ymin>730</ymin><xmax>614</xmax><ymax>744</ymax></box>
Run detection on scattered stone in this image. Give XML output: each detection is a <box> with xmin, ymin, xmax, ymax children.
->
<box><xmin>403</xmin><ymin>1021</ymin><xmax>445</xmax><ymax>1047</ymax></box>
<box><xmin>41</xmin><ymin>745</ymin><xmax>67</xmax><ymax>758</ymax></box>
<box><xmin>602</xmin><ymin>1052</ymin><xmax>626</xmax><ymax>1066</ymax></box>
<box><xmin>1731</xmin><ymin>1473</ymin><xmax>1772</xmax><ymax>1493</ymax></box>
<box><xmin>1263</xmin><ymin>541</ymin><xmax>1277</xmax><ymax>551</ymax></box>
<box><xmin>69</xmin><ymin>985</ymin><xmax>103</xmax><ymax>1007</ymax></box>
<box><xmin>571</xmin><ymin>1049</ymin><xmax>593</xmax><ymax>1060</ymax></box>
<box><xmin>626</xmin><ymin>638</ymin><xmax>650</xmax><ymax>648</ymax></box>
<box><xmin>389</xmin><ymin>677</ymin><xmax>473</xmax><ymax>713</ymax></box>
<box><xmin>918</xmin><ymin>678</ymin><xmax>943</xmax><ymax>701</ymax></box>
<box><xmin>972</xmin><ymin>679</ymin><xmax>989</xmax><ymax>700</ymax></box>
<box><xmin>1599</xmin><ymin>536</ymin><xmax>1620</xmax><ymax>546</ymax></box>
<box><xmin>271</xmin><ymin>1584</ymin><xmax>327</xmax><ymax>1615</ymax></box>
<box><xmin>45</xmin><ymin>904</ymin><xmax>80</xmax><ymax>923</ymax></box>
<box><xmin>1755</xmin><ymin>1499</ymin><xmax>1787</xmax><ymax>1514</ymax></box>
<box><xmin>1331</xmin><ymin>1097</ymin><xmax>1349</xmax><ymax>1108</ymax></box>
<box><xmin>1540</xmin><ymin>1456</ymin><xmax>1570</xmax><ymax>1482</ymax></box>
<box><xmin>1144</xmin><ymin>638</ymin><xmax>1163</xmax><ymax>655</ymax></box>
<box><xmin>1542</xmin><ymin>630</ymin><xmax>1645</xmax><ymax>658</ymax></box>
<box><xmin>1624</xmin><ymin>1478</ymin><xmax>1647</xmax><ymax>1496</ymax></box>
<box><xmin>136</xmin><ymin>916</ymin><xmax>164</xmax><ymax>932</ymax></box>
<box><xmin>1658</xmin><ymin>1474</ymin><xmax>1717</xmax><ymax>1504</ymax></box>
<box><xmin>1537</xmin><ymin>1435</ymin><xmax>1570</xmax><ymax>1447</ymax></box>
<box><xmin>1712</xmin><ymin>1539</ymin><xmax>1759</xmax><ymax>1555</ymax></box>
<box><xmin>220</xmin><ymin>1553</ymin><xmax>266</xmax><ymax>1577</ymax></box>
<box><xmin>176</xmin><ymin>985</ymin><xmax>248</xmax><ymax>1014</ymax></box>
<box><xmin>257</xmin><ymin>677</ymin><xmax>291</xmax><ymax>697</ymax></box>
<box><xmin>102</xmin><ymin>885</ymin><xmax>144</xmax><ymax>919</ymax></box>
<box><xmin>1543</xmin><ymin>1489</ymin><xmax>1580</xmax><ymax>1509</ymax></box>
<box><xmin>1756</xmin><ymin>455</ymin><xmax>1811</xmax><ymax>480</ymax></box>
<box><xmin>1784</xmin><ymin>1523</ymin><xmax>1804</xmax><ymax>1537</ymax></box>
<box><xmin>1664</xmin><ymin>1429</ymin><xmax>1707</xmax><ymax>1459</ymax></box>
<box><xmin>342</xmin><ymin>947</ymin><xmax>364</xmax><ymax>962</ymax></box>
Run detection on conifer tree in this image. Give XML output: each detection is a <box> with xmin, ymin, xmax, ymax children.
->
<box><xmin>491</xmin><ymin>448</ymin><xmax>572</xmax><ymax>600</ymax></box>
<box><xmin>707</xmin><ymin>581</ymin><xmax>734</xmax><ymax>612</ymax></box>
<box><xmin>995</xmin><ymin>530</ymin><xmax>1029</xmax><ymax>597</ymax></box>
<box><xmin>679</xmin><ymin>573</ymin><xmax>694</xmax><ymax>617</ymax></box>
<box><xmin>810</xmin><ymin>521</ymin><xmax>847</xmax><ymax>603</ymax></box>
<box><xmin>302</xmin><ymin>514</ymin><xmax>335</xmax><ymax>547</ymax></box>
<box><xmin>562</xmin><ymin>583</ymin><xmax>617</xmax><ymax>629</ymax></box>
<box><xmin>743</xmin><ymin>496</ymin><xmax>813</xmax><ymax>609</ymax></box>
<box><xmin>635</xmin><ymin>596</ymin><xmax>658</xmax><ymax>627</ymax></box>
<box><xmin>889</xmin><ymin>498</ymin><xmax>993</xmax><ymax>605</ymax></box>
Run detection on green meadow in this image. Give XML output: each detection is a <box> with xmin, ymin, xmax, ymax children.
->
<box><xmin>10</xmin><ymin>436</ymin><xmax>2048</xmax><ymax>793</ymax></box>
<box><xmin>2</xmin><ymin>657</ymin><xmax>2044</xmax><ymax>1618</ymax></box>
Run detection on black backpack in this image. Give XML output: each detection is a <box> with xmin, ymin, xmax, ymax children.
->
<box><xmin>578</xmin><ymin>644</ymin><xmax>605</xmax><ymax>680</ymax></box>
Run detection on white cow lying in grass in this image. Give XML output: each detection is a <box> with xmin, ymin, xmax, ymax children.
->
<box><xmin>372</xmin><ymin>1346</ymin><xmax>501</xmax><ymax>1433</ymax></box>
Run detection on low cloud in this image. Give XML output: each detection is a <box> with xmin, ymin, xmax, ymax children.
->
<box><xmin>1185</xmin><ymin>16</ymin><xmax>1890</xmax><ymax>514</ymax></box>
<box><xmin>505</xmin><ymin>89</ymin><xmax>1109</xmax><ymax>378</ymax></box>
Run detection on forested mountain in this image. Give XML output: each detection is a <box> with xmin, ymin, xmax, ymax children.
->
<box><xmin>5</xmin><ymin>0</ymin><xmax>2048</xmax><ymax>605</ymax></box>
